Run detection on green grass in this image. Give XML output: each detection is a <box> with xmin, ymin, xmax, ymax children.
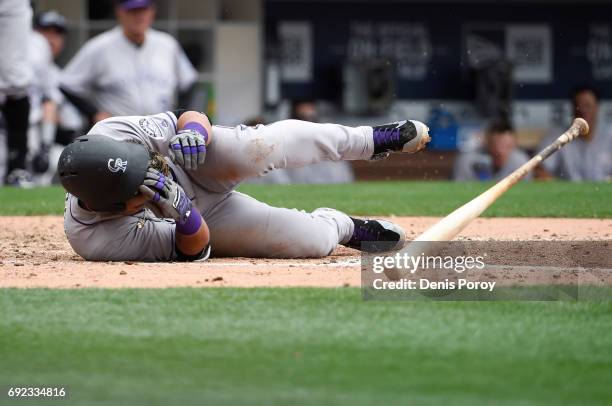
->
<box><xmin>1</xmin><ymin>182</ymin><xmax>610</xmax><ymax>404</ymax></box>
<box><xmin>1</xmin><ymin>288</ymin><xmax>612</xmax><ymax>405</ymax></box>
<box><xmin>0</xmin><ymin>181</ymin><xmax>610</xmax><ymax>217</ymax></box>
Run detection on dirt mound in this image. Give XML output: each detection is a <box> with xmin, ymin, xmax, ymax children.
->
<box><xmin>1</xmin><ymin>216</ymin><xmax>610</xmax><ymax>288</ymax></box>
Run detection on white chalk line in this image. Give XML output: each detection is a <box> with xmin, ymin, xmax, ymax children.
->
<box><xmin>171</xmin><ymin>259</ymin><xmax>362</xmax><ymax>268</ymax></box>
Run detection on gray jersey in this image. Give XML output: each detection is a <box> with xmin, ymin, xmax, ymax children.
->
<box><xmin>63</xmin><ymin>111</ymin><xmax>189</xmax><ymax>261</ymax></box>
<box><xmin>540</xmin><ymin>122</ymin><xmax>612</xmax><ymax>181</ymax></box>
<box><xmin>64</xmin><ymin>115</ymin><xmax>376</xmax><ymax>261</ymax></box>
<box><xmin>64</xmin><ymin>111</ymin><xmax>238</xmax><ymax>261</ymax></box>
<box><xmin>61</xmin><ymin>27</ymin><xmax>197</xmax><ymax>116</ymax></box>
<box><xmin>453</xmin><ymin>149</ymin><xmax>532</xmax><ymax>181</ymax></box>
<box><xmin>64</xmin><ymin>194</ymin><xmax>177</xmax><ymax>261</ymax></box>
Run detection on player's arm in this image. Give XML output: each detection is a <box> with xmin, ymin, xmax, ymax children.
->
<box><xmin>137</xmin><ymin>169</ymin><xmax>211</xmax><ymax>261</ymax></box>
<box><xmin>175</xmin><ymin>219</ymin><xmax>210</xmax><ymax>259</ymax></box>
<box><xmin>176</xmin><ymin>110</ymin><xmax>213</xmax><ymax>144</ymax></box>
<box><xmin>60</xmin><ymin>41</ymin><xmax>111</xmax><ymax>123</ymax></box>
<box><xmin>60</xmin><ymin>87</ymin><xmax>111</xmax><ymax>123</ymax></box>
<box><xmin>167</xmin><ymin>110</ymin><xmax>213</xmax><ymax>170</ymax></box>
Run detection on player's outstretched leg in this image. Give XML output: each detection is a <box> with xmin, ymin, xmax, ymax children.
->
<box><xmin>200</xmin><ymin>119</ymin><xmax>430</xmax><ymax>192</ymax></box>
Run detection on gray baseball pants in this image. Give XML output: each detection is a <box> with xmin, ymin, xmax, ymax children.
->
<box><xmin>191</xmin><ymin>120</ymin><xmax>376</xmax><ymax>258</ymax></box>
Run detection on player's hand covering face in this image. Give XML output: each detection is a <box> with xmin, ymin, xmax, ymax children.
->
<box><xmin>139</xmin><ymin>168</ymin><xmax>192</xmax><ymax>222</ymax></box>
<box><xmin>168</xmin><ymin>129</ymin><xmax>207</xmax><ymax>171</ymax></box>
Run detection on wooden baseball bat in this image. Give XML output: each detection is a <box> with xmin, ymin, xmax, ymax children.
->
<box><xmin>385</xmin><ymin>118</ymin><xmax>589</xmax><ymax>280</ymax></box>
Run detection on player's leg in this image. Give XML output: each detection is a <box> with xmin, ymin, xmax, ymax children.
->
<box><xmin>204</xmin><ymin>191</ymin><xmax>405</xmax><ymax>258</ymax></box>
<box><xmin>0</xmin><ymin>3</ymin><xmax>33</xmax><ymax>186</ymax></box>
<box><xmin>202</xmin><ymin>119</ymin><xmax>429</xmax><ymax>191</ymax></box>
<box><xmin>1</xmin><ymin>96</ymin><xmax>31</xmax><ymax>185</ymax></box>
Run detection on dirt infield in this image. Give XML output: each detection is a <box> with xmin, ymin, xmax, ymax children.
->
<box><xmin>1</xmin><ymin>216</ymin><xmax>610</xmax><ymax>288</ymax></box>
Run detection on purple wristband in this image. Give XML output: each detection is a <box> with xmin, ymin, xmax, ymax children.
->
<box><xmin>176</xmin><ymin>208</ymin><xmax>203</xmax><ymax>235</ymax></box>
<box><xmin>183</xmin><ymin>121</ymin><xmax>209</xmax><ymax>143</ymax></box>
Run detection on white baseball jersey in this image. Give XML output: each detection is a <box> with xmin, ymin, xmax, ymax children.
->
<box><xmin>61</xmin><ymin>27</ymin><xmax>198</xmax><ymax>116</ymax></box>
<box><xmin>0</xmin><ymin>0</ymin><xmax>33</xmax><ymax>96</ymax></box>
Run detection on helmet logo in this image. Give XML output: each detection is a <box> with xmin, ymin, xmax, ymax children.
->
<box><xmin>108</xmin><ymin>158</ymin><xmax>128</xmax><ymax>173</ymax></box>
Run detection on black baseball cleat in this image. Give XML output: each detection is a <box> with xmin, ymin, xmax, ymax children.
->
<box><xmin>371</xmin><ymin>120</ymin><xmax>430</xmax><ymax>160</ymax></box>
<box><xmin>343</xmin><ymin>217</ymin><xmax>406</xmax><ymax>253</ymax></box>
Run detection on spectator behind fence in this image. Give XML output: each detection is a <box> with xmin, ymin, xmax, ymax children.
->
<box><xmin>248</xmin><ymin>101</ymin><xmax>355</xmax><ymax>184</ymax></box>
<box><xmin>60</xmin><ymin>0</ymin><xmax>198</xmax><ymax>123</ymax></box>
<box><xmin>536</xmin><ymin>86</ymin><xmax>611</xmax><ymax>181</ymax></box>
<box><xmin>453</xmin><ymin>120</ymin><xmax>531</xmax><ymax>181</ymax></box>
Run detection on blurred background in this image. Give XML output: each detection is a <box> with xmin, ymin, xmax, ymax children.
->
<box><xmin>1</xmin><ymin>0</ymin><xmax>611</xmax><ymax>185</ymax></box>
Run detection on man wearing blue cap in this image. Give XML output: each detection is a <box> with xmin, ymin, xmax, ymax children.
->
<box><xmin>60</xmin><ymin>0</ymin><xmax>198</xmax><ymax>123</ymax></box>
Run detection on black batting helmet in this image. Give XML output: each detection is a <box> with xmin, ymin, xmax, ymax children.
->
<box><xmin>58</xmin><ymin>135</ymin><xmax>150</xmax><ymax>212</ymax></box>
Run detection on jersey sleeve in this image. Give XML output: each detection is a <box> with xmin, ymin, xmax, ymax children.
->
<box><xmin>60</xmin><ymin>40</ymin><xmax>100</xmax><ymax>97</ymax></box>
<box><xmin>175</xmin><ymin>42</ymin><xmax>199</xmax><ymax>92</ymax></box>
<box><xmin>64</xmin><ymin>196</ymin><xmax>178</xmax><ymax>261</ymax></box>
<box><xmin>91</xmin><ymin>217</ymin><xmax>176</xmax><ymax>261</ymax></box>
<box><xmin>88</xmin><ymin>111</ymin><xmax>178</xmax><ymax>154</ymax></box>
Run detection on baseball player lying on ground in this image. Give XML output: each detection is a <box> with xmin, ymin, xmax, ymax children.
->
<box><xmin>58</xmin><ymin>111</ymin><xmax>430</xmax><ymax>261</ymax></box>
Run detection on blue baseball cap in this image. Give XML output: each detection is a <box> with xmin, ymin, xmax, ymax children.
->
<box><xmin>118</xmin><ymin>0</ymin><xmax>153</xmax><ymax>10</ymax></box>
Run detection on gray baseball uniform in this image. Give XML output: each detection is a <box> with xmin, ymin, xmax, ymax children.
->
<box><xmin>64</xmin><ymin>114</ymin><xmax>375</xmax><ymax>261</ymax></box>
<box><xmin>246</xmin><ymin>161</ymin><xmax>355</xmax><ymax>184</ymax></box>
<box><xmin>61</xmin><ymin>27</ymin><xmax>197</xmax><ymax>116</ymax></box>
